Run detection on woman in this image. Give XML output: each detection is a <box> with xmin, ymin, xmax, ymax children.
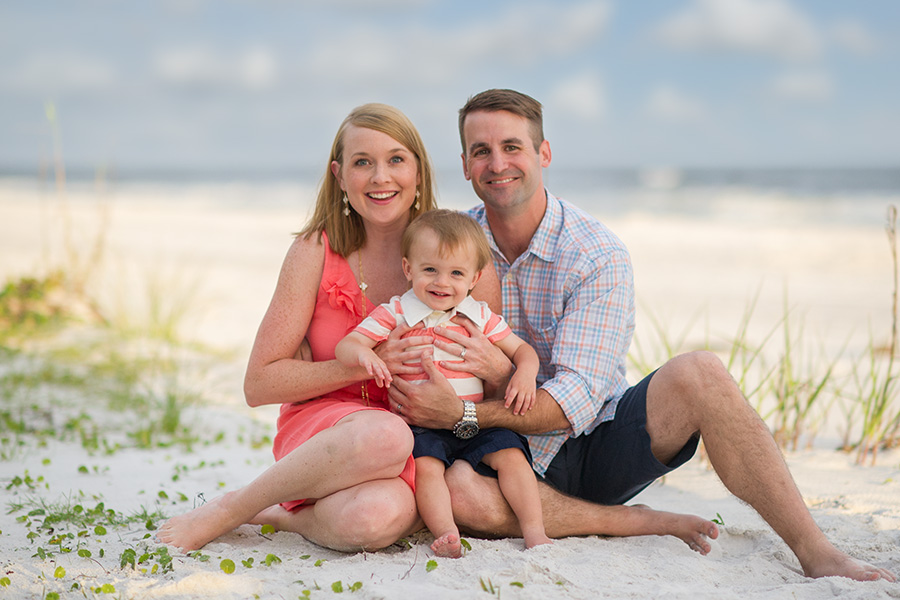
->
<box><xmin>158</xmin><ymin>103</ymin><xmax>496</xmax><ymax>552</ymax></box>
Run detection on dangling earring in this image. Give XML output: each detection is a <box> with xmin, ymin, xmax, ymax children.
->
<box><xmin>342</xmin><ymin>193</ymin><xmax>350</xmax><ymax>217</ymax></box>
<box><xmin>414</xmin><ymin>189</ymin><xmax>420</xmax><ymax>211</ymax></box>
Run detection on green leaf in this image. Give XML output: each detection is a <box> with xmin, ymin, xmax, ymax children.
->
<box><xmin>349</xmin><ymin>581</ymin><xmax>362</xmax><ymax>592</ymax></box>
<box><xmin>94</xmin><ymin>525</ymin><xmax>107</xmax><ymax>535</ymax></box>
<box><xmin>712</xmin><ymin>512</ymin><xmax>725</xmax><ymax>526</ymax></box>
<box><xmin>220</xmin><ymin>559</ymin><xmax>236</xmax><ymax>574</ymax></box>
<box><xmin>46</xmin><ymin>593</ymin><xmax>60</xmax><ymax>600</ymax></box>
<box><xmin>264</xmin><ymin>553</ymin><xmax>281</xmax><ymax>567</ymax></box>
<box><xmin>54</xmin><ymin>566</ymin><xmax>66</xmax><ymax>579</ymax></box>
<box><xmin>260</xmin><ymin>524</ymin><xmax>275</xmax><ymax>535</ymax></box>
<box><xmin>0</xmin><ymin>577</ymin><xmax>10</xmax><ymax>587</ymax></box>
<box><xmin>241</xmin><ymin>558</ymin><xmax>254</xmax><ymax>568</ymax></box>
<box><xmin>510</xmin><ymin>581</ymin><xmax>524</xmax><ymax>588</ymax></box>
<box><xmin>426</xmin><ymin>560</ymin><xmax>438</xmax><ymax>572</ymax></box>
<box><xmin>331</xmin><ymin>581</ymin><xmax>343</xmax><ymax>593</ymax></box>
<box><xmin>100</xmin><ymin>583</ymin><xmax>116</xmax><ymax>593</ymax></box>
<box><xmin>78</xmin><ymin>549</ymin><xmax>92</xmax><ymax>558</ymax></box>
<box><xmin>460</xmin><ymin>538</ymin><xmax>472</xmax><ymax>551</ymax></box>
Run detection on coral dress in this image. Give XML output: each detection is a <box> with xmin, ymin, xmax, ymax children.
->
<box><xmin>272</xmin><ymin>232</ymin><xmax>416</xmax><ymax>510</ymax></box>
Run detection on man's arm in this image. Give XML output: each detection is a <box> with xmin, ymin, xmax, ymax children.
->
<box><xmin>390</xmin><ymin>354</ymin><xmax>570</xmax><ymax>434</ymax></box>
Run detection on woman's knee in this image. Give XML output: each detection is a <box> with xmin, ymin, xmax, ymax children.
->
<box><xmin>332</xmin><ymin>486</ymin><xmax>416</xmax><ymax>550</ymax></box>
<box><xmin>344</xmin><ymin>412</ymin><xmax>414</xmax><ymax>467</ymax></box>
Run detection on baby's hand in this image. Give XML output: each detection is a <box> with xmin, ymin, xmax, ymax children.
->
<box><xmin>504</xmin><ymin>372</ymin><xmax>536</xmax><ymax>415</ymax></box>
<box><xmin>360</xmin><ymin>354</ymin><xmax>392</xmax><ymax>388</ymax></box>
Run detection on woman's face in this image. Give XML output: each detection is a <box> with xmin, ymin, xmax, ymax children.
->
<box><xmin>332</xmin><ymin>125</ymin><xmax>420</xmax><ymax>231</ymax></box>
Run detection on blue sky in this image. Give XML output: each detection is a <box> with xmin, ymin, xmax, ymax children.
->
<box><xmin>2</xmin><ymin>0</ymin><xmax>898</xmax><ymax>172</ymax></box>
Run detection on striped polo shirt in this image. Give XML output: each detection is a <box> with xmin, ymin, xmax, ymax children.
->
<box><xmin>354</xmin><ymin>289</ymin><xmax>512</xmax><ymax>402</ymax></box>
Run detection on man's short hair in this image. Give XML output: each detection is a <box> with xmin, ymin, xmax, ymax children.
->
<box><xmin>458</xmin><ymin>89</ymin><xmax>544</xmax><ymax>153</ymax></box>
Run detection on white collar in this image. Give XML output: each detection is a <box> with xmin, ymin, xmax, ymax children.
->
<box><xmin>398</xmin><ymin>289</ymin><xmax>488</xmax><ymax>329</ymax></box>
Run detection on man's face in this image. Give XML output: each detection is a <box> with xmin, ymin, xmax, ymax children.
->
<box><xmin>461</xmin><ymin>110</ymin><xmax>550</xmax><ymax>214</ymax></box>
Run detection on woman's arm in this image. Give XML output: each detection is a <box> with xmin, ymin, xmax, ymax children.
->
<box><xmin>243</xmin><ymin>236</ymin><xmax>369</xmax><ymax>407</ymax></box>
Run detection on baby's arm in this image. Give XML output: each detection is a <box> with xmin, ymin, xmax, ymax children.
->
<box><xmin>493</xmin><ymin>333</ymin><xmax>540</xmax><ymax>416</ymax></box>
<box><xmin>335</xmin><ymin>331</ymin><xmax>393</xmax><ymax>388</ymax></box>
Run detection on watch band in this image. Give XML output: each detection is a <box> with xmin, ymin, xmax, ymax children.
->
<box><xmin>452</xmin><ymin>400</ymin><xmax>479</xmax><ymax>440</ymax></box>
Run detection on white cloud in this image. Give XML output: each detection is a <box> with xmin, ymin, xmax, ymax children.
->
<box><xmin>153</xmin><ymin>45</ymin><xmax>278</xmax><ymax>90</ymax></box>
<box><xmin>301</xmin><ymin>1</ymin><xmax>612</xmax><ymax>86</ymax></box>
<box><xmin>645</xmin><ymin>85</ymin><xmax>706</xmax><ymax>122</ymax></box>
<box><xmin>547</xmin><ymin>72</ymin><xmax>606</xmax><ymax>121</ymax></box>
<box><xmin>831</xmin><ymin>19</ymin><xmax>878</xmax><ymax>56</ymax></box>
<box><xmin>769</xmin><ymin>70</ymin><xmax>833</xmax><ymax>101</ymax></box>
<box><xmin>4</xmin><ymin>53</ymin><xmax>116</xmax><ymax>93</ymax></box>
<box><xmin>654</xmin><ymin>0</ymin><xmax>821</xmax><ymax>62</ymax></box>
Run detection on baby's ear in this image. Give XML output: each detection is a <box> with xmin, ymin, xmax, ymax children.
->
<box><xmin>469</xmin><ymin>269</ymin><xmax>484</xmax><ymax>291</ymax></box>
<box><xmin>401</xmin><ymin>257</ymin><xmax>413</xmax><ymax>281</ymax></box>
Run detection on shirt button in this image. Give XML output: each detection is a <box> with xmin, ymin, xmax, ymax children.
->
<box><xmin>505</xmin><ymin>273</ymin><xmax>514</xmax><ymax>281</ymax></box>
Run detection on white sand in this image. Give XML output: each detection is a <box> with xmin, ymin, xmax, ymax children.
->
<box><xmin>1</xmin><ymin>180</ymin><xmax>898</xmax><ymax>599</ymax></box>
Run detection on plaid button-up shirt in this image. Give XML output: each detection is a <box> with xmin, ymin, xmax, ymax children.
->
<box><xmin>469</xmin><ymin>190</ymin><xmax>635</xmax><ymax>474</ymax></box>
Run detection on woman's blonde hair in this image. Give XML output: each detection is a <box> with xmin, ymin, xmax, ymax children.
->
<box><xmin>298</xmin><ymin>103</ymin><xmax>437</xmax><ymax>257</ymax></box>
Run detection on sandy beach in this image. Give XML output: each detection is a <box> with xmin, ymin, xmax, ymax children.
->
<box><xmin>1</xmin><ymin>178</ymin><xmax>898</xmax><ymax>599</ymax></box>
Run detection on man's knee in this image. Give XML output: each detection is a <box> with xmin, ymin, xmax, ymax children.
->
<box><xmin>445</xmin><ymin>463</ymin><xmax>509</xmax><ymax>536</ymax></box>
<box><xmin>660</xmin><ymin>351</ymin><xmax>736</xmax><ymax>401</ymax></box>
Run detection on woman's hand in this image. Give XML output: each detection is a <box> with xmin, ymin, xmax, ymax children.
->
<box><xmin>433</xmin><ymin>315</ymin><xmax>513</xmax><ymax>394</ymax></box>
<box><xmin>373</xmin><ymin>321</ymin><xmax>432</xmax><ymax>377</ymax></box>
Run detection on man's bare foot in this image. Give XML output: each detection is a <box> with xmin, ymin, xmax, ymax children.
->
<box><xmin>630</xmin><ymin>504</ymin><xmax>719</xmax><ymax>555</ymax></box>
<box><xmin>157</xmin><ymin>494</ymin><xmax>245</xmax><ymax>552</ymax></box>
<box><xmin>431</xmin><ymin>532</ymin><xmax>463</xmax><ymax>558</ymax></box>
<box><xmin>802</xmin><ymin>546</ymin><xmax>896</xmax><ymax>582</ymax></box>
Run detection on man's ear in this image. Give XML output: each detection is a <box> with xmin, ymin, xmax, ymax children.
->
<box><xmin>461</xmin><ymin>152</ymin><xmax>471</xmax><ymax>181</ymax></box>
<box><xmin>539</xmin><ymin>140</ymin><xmax>552</xmax><ymax>168</ymax></box>
<box><xmin>401</xmin><ymin>257</ymin><xmax>413</xmax><ymax>281</ymax></box>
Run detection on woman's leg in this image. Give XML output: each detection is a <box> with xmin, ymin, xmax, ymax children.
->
<box><xmin>252</xmin><ymin>476</ymin><xmax>420</xmax><ymax>552</ymax></box>
<box><xmin>414</xmin><ymin>456</ymin><xmax>462</xmax><ymax>558</ymax></box>
<box><xmin>157</xmin><ymin>410</ymin><xmax>414</xmax><ymax>551</ymax></box>
<box><xmin>481</xmin><ymin>448</ymin><xmax>552</xmax><ymax>549</ymax></box>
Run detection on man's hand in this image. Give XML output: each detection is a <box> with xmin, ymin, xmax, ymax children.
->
<box><xmin>433</xmin><ymin>315</ymin><xmax>513</xmax><ymax>394</ymax></box>
<box><xmin>388</xmin><ymin>353</ymin><xmax>463</xmax><ymax>429</ymax></box>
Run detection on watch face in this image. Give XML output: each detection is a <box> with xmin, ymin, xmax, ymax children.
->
<box><xmin>455</xmin><ymin>422</ymin><xmax>479</xmax><ymax>440</ymax></box>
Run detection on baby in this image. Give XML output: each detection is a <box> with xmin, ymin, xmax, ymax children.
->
<box><xmin>336</xmin><ymin>209</ymin><xmax>551</xmax><ymax>557</ymax></box>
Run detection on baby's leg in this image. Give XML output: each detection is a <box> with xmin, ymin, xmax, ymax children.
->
<box><xmin>415</xmin><ymin>456</ymin><xmax>462</xmax><ymax>558</ymax></box>
<box><xmin>481</xmin><ymin>448</ymin><xmax>552</xmax><ymax>549</ymax></box>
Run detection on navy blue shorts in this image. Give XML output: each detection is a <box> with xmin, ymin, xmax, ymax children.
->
<box><xmin>538</xmin><ymin>370</ymin><xmax>699</xmax><ymax>505</ymax></box>
<box><xmin>412</xmin><ymin>426</ymin><xmax>532</xmax><ymax>473</ymax></box>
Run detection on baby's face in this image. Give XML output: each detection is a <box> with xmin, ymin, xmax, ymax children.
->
<box><xmin>402</xmin><ymin>229</ymin><xmax>481</xmax><ymax>312</ymax></box>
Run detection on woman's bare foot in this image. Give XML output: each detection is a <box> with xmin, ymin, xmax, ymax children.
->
<box><xmin>431</xmin><ymin>532</ymin><xmax>463</xmax><ymax>558</ymax></box>
<box><xmin>157</xmin><ymin>493</ymin><xmax>245</xmax><ymax>552</ymax></box>
<box><xmin>629</xmin><ymin>504</ymin><xmax>719</xmax><ymax>555</ymax></box>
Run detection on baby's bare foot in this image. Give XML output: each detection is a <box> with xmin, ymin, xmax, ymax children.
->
<box><xmin>431</xmin><ymin>532</ymin><xmax>463</xmax><ymax>558</ymax></box>
<box><xmin>524</xmin><ymin>533</ymin><xmax>553</xmax><ymax>550</ymax></box>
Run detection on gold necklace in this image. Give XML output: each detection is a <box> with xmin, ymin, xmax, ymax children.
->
<box><xmin>357</xmin><ymin>250</ymin><xmax>370</xmax><ymax>406</ymax></box>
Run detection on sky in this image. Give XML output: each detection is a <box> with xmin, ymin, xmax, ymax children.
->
<box><xmin>2</xmin><ymin>0</ymin><xmax>899</xmax><ymax>174</ymax></box>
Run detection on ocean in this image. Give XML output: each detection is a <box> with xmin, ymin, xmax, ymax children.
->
<box><xmin>2</xmin><ymin>166</ymin><xmax>898</xmax><ymax>228</ymax></box>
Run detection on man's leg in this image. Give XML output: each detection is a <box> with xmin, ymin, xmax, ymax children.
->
<box><xmin>646</xmin><ymin>350</ymin><xmax>895</xmax><ymax>581</ymax></box>
<box><xmin>444</xmin><ymin>461</ymin><xmax>719</xmax><ymax>554</ymax></box>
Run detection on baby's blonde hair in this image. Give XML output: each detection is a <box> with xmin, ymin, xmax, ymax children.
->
<box><xmin>402</xmin><ymin>209</ymin><xmax>492</xmax><ymax>271</ymax></box>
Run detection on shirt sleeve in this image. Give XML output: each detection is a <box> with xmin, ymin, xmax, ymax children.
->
<box><xmin>354</xmin><ymin>302</ymin><xmax>400</xmax><ymax>344</ymax></box>
<box><xmin>540</xmin><ymin>247</ymin><xmax>635</xmax><ymax>437</ymax></box>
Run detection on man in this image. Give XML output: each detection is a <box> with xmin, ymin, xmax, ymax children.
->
<box><xmin>389</xmin><ymin>88</ymin><xmax>894</xmax><ymax>582</ymax></box>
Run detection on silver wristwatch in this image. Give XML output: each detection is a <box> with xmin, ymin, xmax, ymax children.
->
<box><xmin>453</xmin><ymin>400</ymin><xmax>479</xmax><ymax>440</ymax></box>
